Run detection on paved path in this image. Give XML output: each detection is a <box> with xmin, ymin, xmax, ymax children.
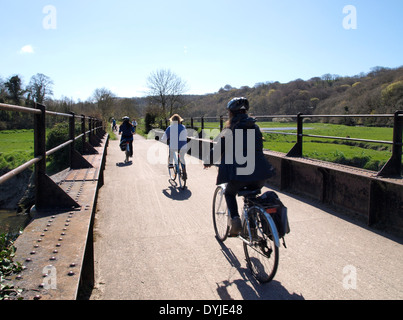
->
<box><xmin>90</xmin><ymin>134</ymin><xmax>403</xmax><ymax>300</ymax></box>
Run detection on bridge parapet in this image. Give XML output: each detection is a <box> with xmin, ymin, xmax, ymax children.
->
<box><xmin>184</xmin><ymin>135</ymin><xmax>403</xmax><ymax>237</ymax></box>
<box><xmin>0</xmin><ymin>102</ymin><xmax>108</xmax><ymax>300</ymax></box>
<box><xmin>264</xmin><ymin>150</ymin><xmax>403</xmax><ymax>237</ymax></box>
<box><xmin>5</xmin><ymin>134</ymin><xmax>108</xmax><ymax>300</ymax></box>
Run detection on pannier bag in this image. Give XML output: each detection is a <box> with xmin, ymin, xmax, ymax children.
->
<box><xmin>255</xmin><ymin>191</ymin><xmax>290</xmax><ymax>238</ymax></box>
<box><xmin>120</xmin><ymin>140</ymin><xmax>128</xmax><ymax>151</ymax></box>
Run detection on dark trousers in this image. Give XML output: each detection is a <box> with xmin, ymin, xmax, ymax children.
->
<box><xmin>224</xmin><ymin>180</ymin><xmax>266</xmax><ymax>218</ymax></box>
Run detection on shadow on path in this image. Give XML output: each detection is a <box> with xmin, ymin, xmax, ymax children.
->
<box><xmin>162</xmin><ymin>185</ymin><xmax>192</xmax><ymax>201</ymax></box>
<box><xmin>216</xmin><ymin>238</ymin><xmax>304</xmax><ymax>300</ymax></box>
<box><xmin>116</xmin><ymin>161</ymin><xmax>132</xmax><ymax>167</ymax></box>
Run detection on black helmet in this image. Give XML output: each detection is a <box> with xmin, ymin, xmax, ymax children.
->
<box><xmin>227</xmin><ymin>97</ymin><xmax>249</xmax><ymax>113</ymax></box>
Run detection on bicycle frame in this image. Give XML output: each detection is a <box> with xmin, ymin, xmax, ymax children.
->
<box><xmin>122</xmin><ymin>140</ymin><xmax>130</xmax><ymax>163</ymax></box>
<box><xmin>218</xmin><ymin>183</ymin><xmax>280</xmax><ymax>248</ymax></box>
<box><xmin>239</xmin><ymin>205</ymin><xmax>280</xmax><ymax>248</ymax></box>
<box><xmin>170</xmin><ymin>151</ymin><xmax>181</xmax><ymax>169</ymax></box>
<box><xmin>168</xmin><ymin>150</ymin><xmax>186</xmax><ymax>189</ymax></box>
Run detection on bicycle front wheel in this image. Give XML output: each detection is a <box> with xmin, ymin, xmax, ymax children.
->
<box><xmin>212</xmin><ymin>185</ymin><xmax>229</xmax><ymax>242</ymax></box>
<box><xmin>243</xmin><ymin>207</ymin><xmax>279</xmax><ymax>283</ymax></box>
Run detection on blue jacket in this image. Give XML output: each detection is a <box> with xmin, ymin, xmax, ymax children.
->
<box><xmin>162</xmin><ymin>123</ymin><xmax>188</xmax><ymax>151</ymax></box>
<box><xmin>212</xmin><ymin>114</ymin><xmax>274</xmax><ymax>185</ymax></box>
<box><xmin>119</xmin><ymin>122</ymin><xmax>134</xmax><ymax>141</ymax></box>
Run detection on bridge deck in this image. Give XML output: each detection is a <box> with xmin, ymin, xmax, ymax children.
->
<box><xmin>8</xmin><ymin>134</ymin><xmax>108</xmax><ymax>300</ymax></box>
<box><xmin>90</xmin><ymin>135</ymin><xmax>403</xmax><ymax>300</ymax></box>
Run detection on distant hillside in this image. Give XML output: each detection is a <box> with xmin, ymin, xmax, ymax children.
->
<box><xmin>2</xmin><ymin>66</ymin><xmax>402</xmax><ymax>129</ymax></box>
<box><xmin>179</xmin><ymin>66</ymin><xmax>403</xmax><ymax>124</ymax></box>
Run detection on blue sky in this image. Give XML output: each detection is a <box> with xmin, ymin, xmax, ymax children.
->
<box><xmin>1</xmin><ymin>0</ymin><xmax>402</xmax><ymax>101</ymax></box>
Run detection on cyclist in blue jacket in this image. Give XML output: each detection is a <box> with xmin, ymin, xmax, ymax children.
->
<box><xmin>119</xmin><ymin>116</ymin><xmax>135</xmax><ymax>157</ymax></box>
<box><xmin>162</xmin><ymin>114</ymin><xmax>188</xmax><ymax>177</ymax></box>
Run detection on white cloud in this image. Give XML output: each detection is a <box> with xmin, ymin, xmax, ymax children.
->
<box><xmin>19</xmin><ymin>45</ymin><xmax>34</xmax><ymax>54</ymax></box>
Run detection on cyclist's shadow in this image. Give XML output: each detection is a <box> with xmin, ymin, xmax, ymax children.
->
<box><xmin>116</xmin><ymin>161</ymin><xmax>132</xmax><ymax>167</ymax></box>
<box><xmin>162</xmin><ymin>184</ymin><xmax>192</xmax><ymax>201</ymax></box>
<box><xmin>216</xmin><ymin>238</ymin><xmax>304</xmax><ymax>300</ymax></box>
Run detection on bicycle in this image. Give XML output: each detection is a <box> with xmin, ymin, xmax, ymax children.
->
<box><xmin>120</xmin><ymin>139</ymin><xmax>131</xmax><ymax>163</ymax></box>
<box><xmin>168</xmin><ymin>151</ymin><xmax>187</xmax><ymax>190</ymax></box>
<box><xmin>212</xmin><ymin>184</ymin><xmax>287</xmax><ymax>283</ymax></box>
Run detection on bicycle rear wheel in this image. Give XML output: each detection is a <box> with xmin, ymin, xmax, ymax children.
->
<box><xmin>243</xmin><ymin>207</ymin><xmax>279</xmax><ymax>283</ymax></box>
<box><xmin>212</xmin><ymin>185</ymin><xmax>229</xmax><ymax>242</ymax></box>
<box><xmin>125</xmin><ymin>144</ymin><xmax>130</xmax><ymax>163</ymax></box>
<box><xmin>168</xmin><ymin>155</ymin><xmax>177</xmax><ymax>181</ymax></box>
<box><xmin>178</xmin><ymin>162</ymin><xmax>186</xmax><ymax>190</ymax></box>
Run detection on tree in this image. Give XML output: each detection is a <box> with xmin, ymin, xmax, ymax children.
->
<box><xmin>92</xmin><ymin>88</ymin><xmax>116</xmax><ymax>118</ymax></box>
<box><xmin>381</xmin><ymin>80</ymin><xmax>403</xmax><ymax>109</ymax></box>
<box><xmin>5</xmin><ymin>75</ymin><xmax>24</xmax><ymax>105</ymax></box>
<box><xmin>27</xmin><ymin>73</ymin><xmax>54</xmax><ymax>104</ymax></box>
<box><xmin>0</xmin><ymin>77</ymin><xmax>6</xmax><ymax>103</ymax></box>
<box><xmin>146</xmin><ymin>69</ymin><xmax>188</xmax><ymax>118</ymax></box>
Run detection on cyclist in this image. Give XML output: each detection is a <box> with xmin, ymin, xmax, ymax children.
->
<box><xmin>204</xmin><ymin>97</ymin><xmax>275</xmax><ymax>236</ymax></box>
<box><xmin>119</xmin><ymin>116</ymin><xmax>135</xmax><ymax>158</ymax></box>
<box><xmin>112</xmin><ymin>118</ymin><xmax>117</xmax><ymax>131</ymax></box>
<box><xmin>161</xmin><ymin>114</ymin><xmax>188</xmax><ymax>179</ymax></box>
<box><xmin>132</xmin><ymin>118</ymin><xmax>138</xmax><ymax>133</ymax></box>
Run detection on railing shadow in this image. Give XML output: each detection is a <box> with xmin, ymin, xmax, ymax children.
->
<box><xmin>215</xmin><ymin>237</ymin><xmax>304</xmax><ymax>300</ymax></box>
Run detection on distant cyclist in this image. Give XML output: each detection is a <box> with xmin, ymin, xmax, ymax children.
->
<box><xmin>161</xmin><ymin>114</ymin><xmax>188</xmax><ymax>178</ymax></box>
<box><xmin>119</xmin><ymin>116</ymin><xmax>135</xmax><ymax>158</ymax></box>
<box><xmin>132</xmin><ymin>119</ymin><xmax>138</xmax><ymax>133</ymax></box>
<box><xmin>204</xmin><ymin>97</ymin><xmax>275</xmax><ymax>236</ymax></box>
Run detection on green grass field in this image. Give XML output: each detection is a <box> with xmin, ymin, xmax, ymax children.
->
<box><xmin>0</xmin><ymin>129</ymin><xmax>34</xmax><ymax>170</ymax></box>
<box><xmin>259</xmin><ymin>122</ymin><xmax>393</xmax><ymax>171</ymax></box>
<box><xmin>188</xmin><ymin>121</ymin><xmax>395</xmax><ymax>171</ymax></box>
<box><xmin>0</xmin><ymin>122</ymin><xmax>399</xmax><ymax>172</ymax></box>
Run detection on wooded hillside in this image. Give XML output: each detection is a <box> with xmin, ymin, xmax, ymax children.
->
<box><xmin>178</xmin><ymin>66</ymin><xmax>403</xmax><ymax>122</ymax></box>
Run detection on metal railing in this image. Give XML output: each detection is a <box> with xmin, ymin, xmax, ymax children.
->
<box><xmin>0</xmin><ymin>102</ymin><xmax>104</xmax><ymax>209</ymax></box>
<box><xmin>180</xmin><ymin>112</ymin><xmax>403</xmax><ymax>177</ymax></box>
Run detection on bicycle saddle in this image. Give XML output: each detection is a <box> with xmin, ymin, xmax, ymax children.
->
<box><xmin>237</xmin><ymin>188</ymin><xmax>261</xmax><ymax>198</ymax></box>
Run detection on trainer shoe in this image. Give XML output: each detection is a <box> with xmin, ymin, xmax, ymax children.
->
<box><xmin>229</xmin><ymin>216</ymin><xmax>242</xmax><ymax>236</ymax></box>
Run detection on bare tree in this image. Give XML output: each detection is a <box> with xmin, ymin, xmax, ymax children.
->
<box><xmin>146</xmin><ymin>69</ymin><xmax>188</xmax><ymax>117</ymax></box>
<box><xmin>28</xmin><ymin>73</ymin><xmax>54</xmax><ymax>103</ymax></box>
<box><xmin>92</xmin><ymin>87</ymin><xmax>116</xmax><ymax>118</ymax></box>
